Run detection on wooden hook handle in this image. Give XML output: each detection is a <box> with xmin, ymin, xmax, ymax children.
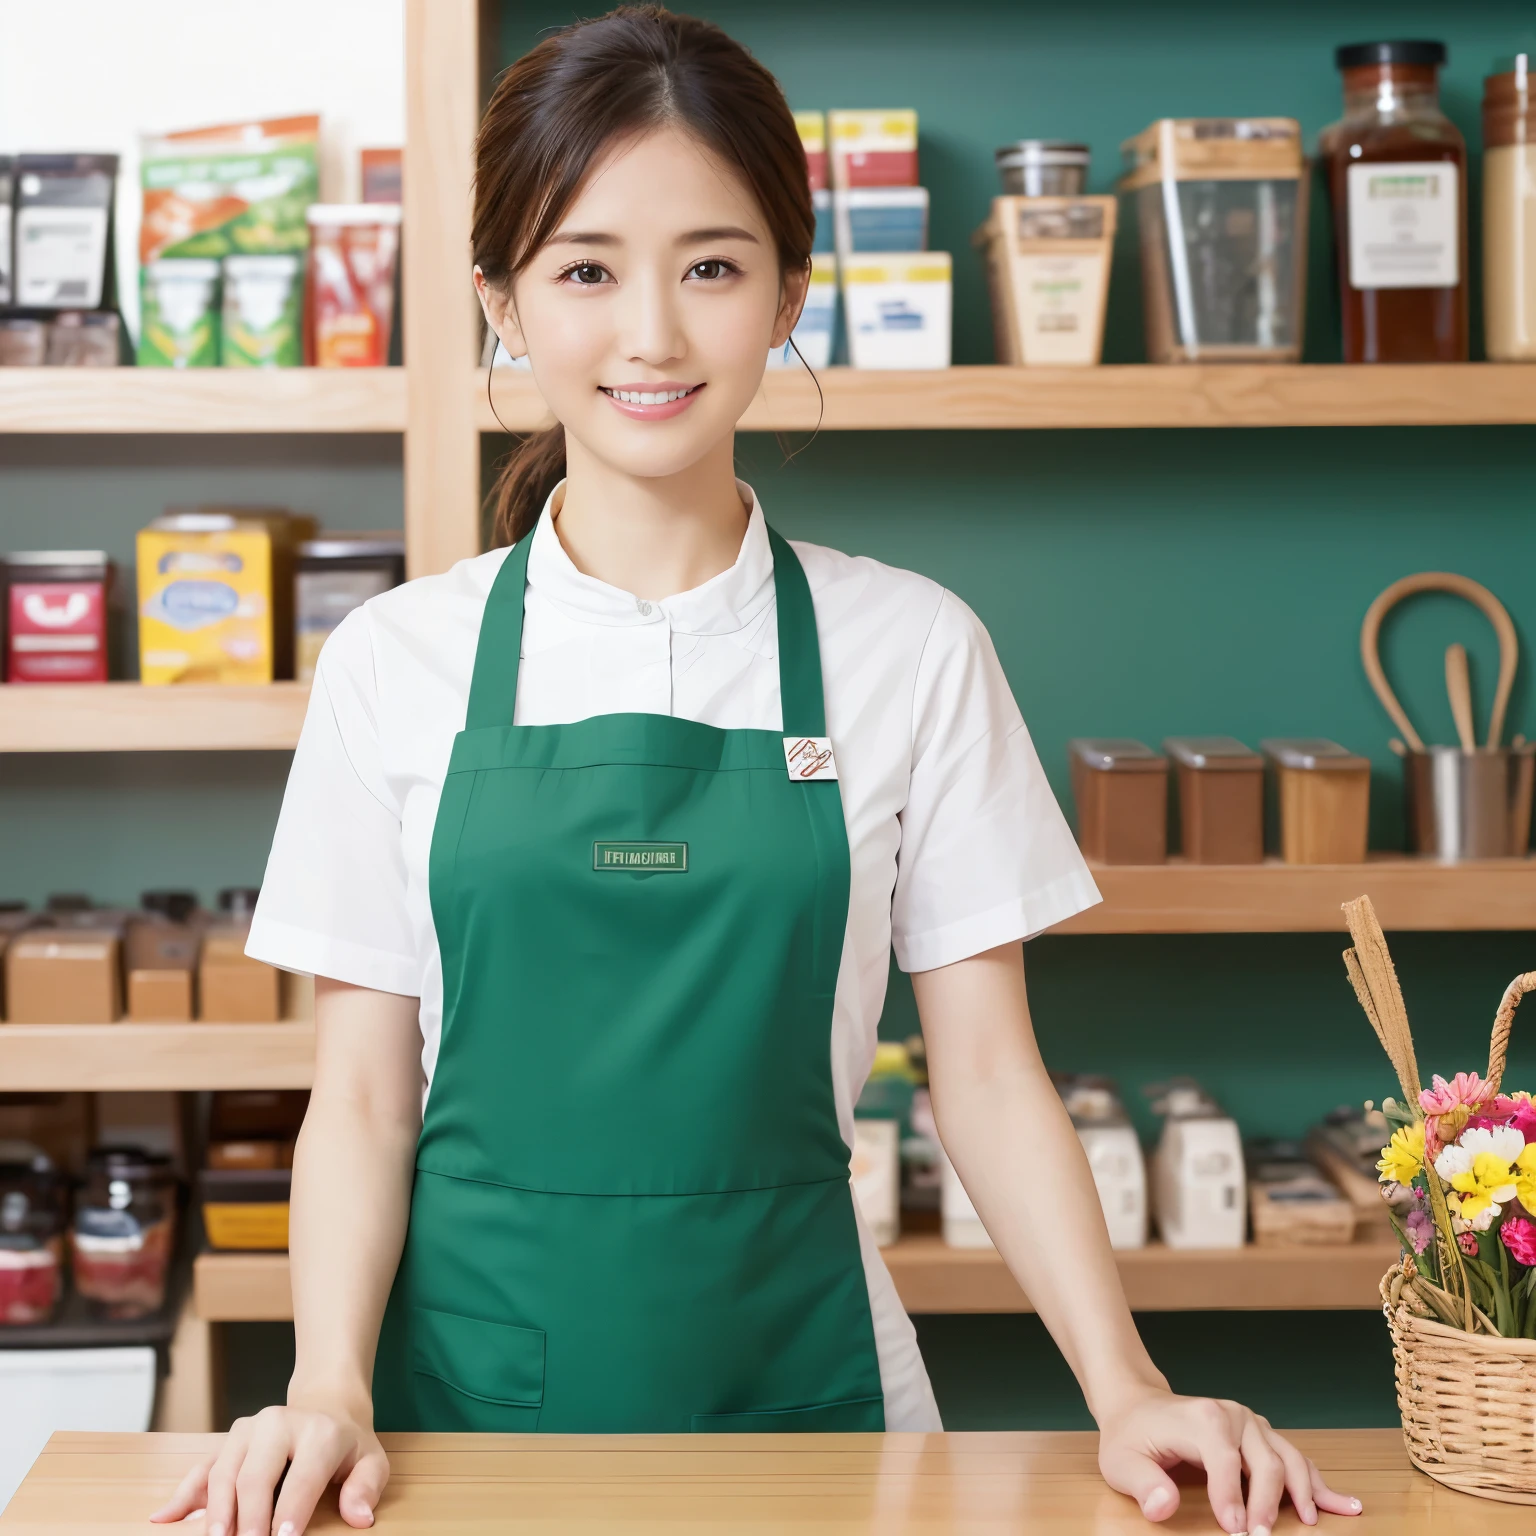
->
<box><xmin>1360</xmin><ymin>572</ymin><xmax>1520</xmax><ymax>751</ymax></box>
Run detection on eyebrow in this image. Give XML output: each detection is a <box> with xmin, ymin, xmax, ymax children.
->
<box><xmin>547</xmin><ymin>225</ymin><xmax>762</xmax><ymax>247</ymax></box>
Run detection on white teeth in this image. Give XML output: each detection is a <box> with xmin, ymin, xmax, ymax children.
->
<box><xmin>607</xmin><ymin>387</ymin><xmax>694</xmax><ymax>404</ymax></box>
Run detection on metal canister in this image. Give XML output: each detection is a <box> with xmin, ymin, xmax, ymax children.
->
<box><xmin>1404</xmin><ymin>745</ymin><xmax>1536</xmax><ymax>859</ymax></box>
<box><xmin>995</xmin><ymin>141</ymin><xmax>1090</xmax><ymax>197</ymax></box>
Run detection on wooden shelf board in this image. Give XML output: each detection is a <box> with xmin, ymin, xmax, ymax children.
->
<box><xmin>1060</xmin><ymin>855</ymin><xmax>1536</xmax><ymax>934</ymax></box>
<box><xmin>0</xmin><ymin>368</ymin><xmax>407</xmax><ymax>434</ymax></box>
<box><xmin>478</xmin><ymin>363</ymin><xmax>1536</xmax><ymax>433</ymax></box>
<box><xmin>193</xmin><ymin>1234</ymin><xmax>1399</xmax><ymax>1322</ymax></box>
<box><xmin>0</xmin><ymin>682</ymin><xmax>310</xmax><ymax>752</ymax></box>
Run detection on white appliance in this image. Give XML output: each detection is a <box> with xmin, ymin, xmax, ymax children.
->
<box><xmin>1057</xmin><ymin>1077</ymin><xmax>1148</xmax><ymax>1250</ymax></box>
<box><xmin>0</xmin><ymin>1346</ymin><xmax>157</xmax><ymax>1512</ymax></box>
<box><xmin>1148</xmin><ymin>1080</ymin><xmax>1246</xmax><ymax>1249</ymax></box>
<box><xmin>850</xmin><ymin>1117</ymin><xmax>900</xmax><ymax>1248</ymax></box>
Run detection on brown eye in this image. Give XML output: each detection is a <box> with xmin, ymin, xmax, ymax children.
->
<box><xmin>570</xmin><ymin>263</ymin><xmax>607</xmax><ymax>285</ymax></box>
<box><xmin>689</xmin><ymin>260</ymin><xmax>729</xmax><ymax>280</ymax></box>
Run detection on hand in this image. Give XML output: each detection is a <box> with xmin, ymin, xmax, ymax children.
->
<box><xmin>1096</xmin><ymin>1388</ymin><xmax>1363</xmax><ymax>1534</ymax></box>
<box><xmin>149</xmin><ymin>1401</ymin><xmax>389</xmax><ymax>1535</ymax></box>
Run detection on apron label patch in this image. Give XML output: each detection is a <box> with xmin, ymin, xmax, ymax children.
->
<box><xmin>784</xmin><ymin>736</ymin><xmax>838</xmax><ymax>781</ymax></box>
<box><xmin>592</xmin><ymin>841</ymin><xmax>689</xmax><ymax>873</ymax></box>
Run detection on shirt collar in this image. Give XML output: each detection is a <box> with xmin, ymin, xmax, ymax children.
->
<box><xmin>524</xmin><ymin>479</ymin><xmax>775</xmax><ymax>636</ymax></box>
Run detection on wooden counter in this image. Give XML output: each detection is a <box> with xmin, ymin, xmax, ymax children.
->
<box><xmin>3</xmin><ymin>1429</ymin><xmax>1528</xmax><ymax>1533</ymax></box>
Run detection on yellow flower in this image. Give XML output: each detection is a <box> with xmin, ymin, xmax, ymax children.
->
<box><xmin>1377</xmin><ymin>1122</ymin><xmax>1426</xmax><ymax>1186</ymax></box>
<box><xmin>1515</xmin><ymin>1144</ymin><xmax>1536</xmax><ymax>1213</ymax></box>
<box><xmin>1447</xmin><ymin>1152</ymin><xmax>1520</xmax><ymax>1230</ymax></box>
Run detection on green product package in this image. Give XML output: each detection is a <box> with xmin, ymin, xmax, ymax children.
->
<box><xmin>137</xmin><ymin>259</ymin><xmax>220</xmax><ymax>367</ymax></box>
<box><xmin>221</xmin><ymin>255</ymin><xmax>303</xmax><ymax>367</ymax></box>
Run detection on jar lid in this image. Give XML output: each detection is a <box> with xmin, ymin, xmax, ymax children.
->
<box><xmin>1068</xmin><ymin>738</ymin><xmax>1167</xmax><ymax>772</ymax></box>
<box><xmin>219</xmin><ymin>886</ymin><xmax>261</xmax><ymax>918</ymax></box>
<box><xmin>995</xmin><ymin>141</ymin><xmax>1091</xmax><ymax>168</ymax></box>
<box><xmin>3</xmin><ymin>550</ymin><xmax>108</xmax><ymax>569</ymax></box>
<box><xmin>1260</xmin><ymin>738</ymin><xmax>1371</xmax><ymax>772</ymax></box>
<box><xmin>141</xmin><ymin>889</ymin><xmax>199</xmax><ymax>923</ymax></box>
<box><xmin>1336</xmin><ymin>40</ymin><xmax>1446</xmax><ymax>69</ymax></box>
<box><xmin>1163</xmin><ymin>736</ymin><xmax>1263</xmax><ymax>769</ymax></box>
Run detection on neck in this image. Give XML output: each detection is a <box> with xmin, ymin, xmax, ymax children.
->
<box><xmin>552</xmin><ymin>433</ymin><xmax>750</xmax><ymax>601</ymax></box>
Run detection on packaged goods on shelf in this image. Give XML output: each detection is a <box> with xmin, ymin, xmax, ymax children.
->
<box><xmin>306</xmin><ymin>204</ymin><xmax>402</xmax><ymax>368</ymax></box>
<box><xmin>137</xmin><ymin>509</ymin><xmax>314</xmax><ymax>685</ymax></box>
<box><xmin>360</xmin><ymin>147</ymin><xmax>403</xmax><ymax>205</ymax></box>
<box><xmin>0</xmin><ymin>155</ymin><xmax>12</xmax><ymax>305</ymax></box>
<box><xmin>295</xmin><ymin>534</ymin><xmax>405</xmax><ymax>683</ymax></box>
<box><xmin>1483</xmin><ymin>56</ymin><xmax>1536</xmax><ymax>360</ymax></box>
<box><xmin>995</xmin><ymin>140</ymin><xmax>1091</xmax><ymax>198</ymax></box>
<box><xmin>766</xmin><ymin>251</ymin><xmax>837</xmax><ymax>371</ymax></box>
<box><xmin>0</xmin><ymin>1146</ymin><xmax>66</xmax><ymax>1326</ymax></box>
<box><xmin>202</xmin><ymin>1091</ymin><xmax>303</xmax><ymax>1249</ymax></box>
<box><xmin>829</xmin><ymin>110</ymin><xmax>919</xmax><ymax>189</ymax></box>
<box><xmin>842</xmin><ymin>252</ymin><xmax>952</xmax><ymax>369</ymax></box>
<box><xmin>1147</xmin><ymin>1080</ymin><xmax>1246</xmax><ymax>1249</ymax></box>
<box><xmin>851</xmin><ymin>1119</ymin><xmax>899</xmax><ymax>1247</ymax></box>
<box><xmin>138</xmin><ymin>259</ymin><xmax>221</xmax><ymax>368</ymax></box>
<box><xmin>1057</xmin><ymin>1075</ymin><xmax>1148</xmax><ymax>1249</ymax></box>
<box><xmin>905</xmin><ymin>1082</ymin><xmax>943</xmax><ymax>1214</ymax></box>
<box><xmin>1068</xmin><ymin>739</ymin><xmax>1168</xmax><ymax>865</ymax></box>
<box><xmin>0</xmin><ymin>316</ymin><xmax>44</xmax><ymax>365</ymax></box>
<box><xmin>221</xmin><ymin>255</ymin><xmax>304</xmax><ymax>368</ymax></box>
<box><xmin>124</xmin><ymin>896</ymin><xmax>200</xmax><ymax>1024</ymax></box>
<box><xmin>4</xmin><ymin>927</ymin><xmax>122</xmax><ymax>1024</ymax></box>
<box><xmin>43</xmin><ymin>310</ymin><xmax>119</xmax><ymax>366</ymax></box>
<box><xmin>976</xmin><ymin>196</ymin><xmax>1116</xmax><ymax>366</ymax></box>
<box><xmin>1321</xmin><ymin>43</ymin><xmax>1466</xmax><ymax>364</ymax></box>
<box><xmin>1120</xmin><ymin>118</ymin><xmax>1307</xmax><ymax>364</ymax></box>
<box><xmin>12</xmin><ymin>154</ymin><xmax>119</xmax><ymax>312</ymax></box>
<box><xmin>832</xmin><ymin>187</ymin><xmax>928</xmax><ymax>257</ymax></box>
<box><xmin>139</xmin><ymin>115</ymin><xmax>319</xmax><ymax>268</ymax></box>
<box><xmin>1308</xmin><ymin>1107</ymin><xmax>1405</xmax><ymax>1241</ymax></box>
<box><xmin>200</xmin><ymin>1169</ymin><xmax>291</xmax><ymax>1251</ymax></box>
<box><xmin>1245</xmin><ymin>1139</ymin><xmax>1357</xmax><ymax>1247</ymax></box>
<box><xmin>1164</xmin><ymin>737</ymin><xmax>1264</xmax><ymax>865</ymax></box>
<box><xmin>200</xmin><ymin>888</ymin><xmax>281</xmax><ymax>1022</ymax></box>
<box><xmin>794</xmin><ymin>111</ymin><xmax>828</xmax><ymax>192</ymax></box>
<box><xmin>1261</xmin><ymin>739</ymin><xmax>1370</xmax><ymax>865</ymax></box>
<box><xmin>2</xmin><ymin>550</ymin><xmax>111</xmax><ymax>684</ymax></box>
<box><xmin>70</xmin><ymin>1146</ymin><xmax>177</xmax><ymax>1321</ymax></box>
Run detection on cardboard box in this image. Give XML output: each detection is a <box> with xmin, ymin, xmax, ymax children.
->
<box><xmin>124</xmin><ymin>918</ymin><xmax>199</xmax><ymax>1023</ymax></box>
<box><xmin>5</xmin><ymin>930</ymin><xmax>121</xmax><ymax>1023</ymax></box>
<box><xmin>829</xmin><ymin>110</ymin><xmax>918</xmax><ymax>189</ymax></box>
<box><xmin>199</xmin><ymin>927</ymin><xmax>282</xmax><ymax>1022</ymax></box>
<box><xmin>842</xmin><ymin>252</ymin><xmax>952</xmax><ymax>369</ymax></box>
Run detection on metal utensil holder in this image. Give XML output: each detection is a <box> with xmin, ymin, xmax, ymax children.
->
<box><xmin>1404</xmin><ymin>745</ymin><xmax>1536</xmax><ymax>860</ymax></box>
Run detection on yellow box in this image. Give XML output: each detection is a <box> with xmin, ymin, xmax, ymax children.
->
<box><xmin>203</xmin><ymin>1202</ymin><xmax>290</xmax><ymax>1251</ymax></box>
<box><xmin>137</xmin><ymin>513</ymin><xmax>274</xmax><ymax>685</ymax></box>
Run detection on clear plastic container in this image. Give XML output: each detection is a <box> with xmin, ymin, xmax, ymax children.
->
<box><xmin>1120</xmin><ymin>118</ymin><xmax>1308</xmax><ymax>363</ymax></box>
<box><xmin>71</xmin><ymin>1147</ymin><xmax>177</xmax><ymax>1320</ymax></box>
<box><xmin>0</xmin><ymin>1147</ymin><xmax>66</xmax><ymax>1326</ymax></box>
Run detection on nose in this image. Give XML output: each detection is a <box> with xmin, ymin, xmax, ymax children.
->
<box><xmin>616</xmin><ymin>263</ymin><xmax>687</xmax><ymax>367</ymax></box>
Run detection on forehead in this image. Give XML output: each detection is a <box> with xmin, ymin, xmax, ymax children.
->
<box><xmin>555</xmin><ymin>124</ymin><xmax>768</xmax><ymax>240</ymax></box>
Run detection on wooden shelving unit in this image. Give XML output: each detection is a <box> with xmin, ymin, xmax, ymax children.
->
<box><xmin>0</xmin><ymin>682</ymin><xmax>310</xmax><ymax>752</ymax></box>
<box><xmin>1061</xmin><ymin>855</ymin><xmax>1536</xmax><ymax>934</ymax></box>
<box><xmin>193</xmin><ymin>1234</ymin><xmax>1400</xmax><ymax>1322</ymax></box>
<box><xmin>0</xmin><ymin>367</ymin><xmax>407</xmax><ymax>434</ymax></box>
<box><xmin>479</xmin><ymin>362</ymin><xmax>1536</xmax><ymax>434</ymax></box>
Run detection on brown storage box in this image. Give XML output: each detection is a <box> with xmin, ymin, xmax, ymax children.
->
<box><xmin>199</xmin><ymin>927</ymin><xmax>282</xmax><ymax>1022</ymax></box>
<box><xmin>1261</xmin><ymin>738</ymin><xmax>1370</xmax><ymax>865</ymax></box>
<box><xmin>1068</xmin><ymin>739</ymin><xmax>1168</xmax><ymax>864</ymax></box>
<box><xmin>125</xmin><ymin>918</ymin><xmax>200</xmax><ymax>1023</ymax></box>
<box><xmin>1165</xmin><ymin>737</ymin><xmax>1264</xmax><ymax>864</ymax></box>
<box><xmin>5</xmin><ymin>929</ymin><xmax>122</xmax><ymax>1023</ymax></box>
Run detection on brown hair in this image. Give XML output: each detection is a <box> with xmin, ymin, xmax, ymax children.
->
<box><xmin>476</xmin><ymin>6</ymin><xmax>815</xmax><ymax>546</ymax></box>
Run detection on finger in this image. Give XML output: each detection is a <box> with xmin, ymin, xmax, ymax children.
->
<box><xmin>203</xmin><ymin>1423</ymin><xmax>252</xmax><ymax>1536</ymax></box>
<box><xmin>337</xmin><ymin>1445</ymin><xmax>391</xmax><ymax>1529</ymax></box>
<box><xmin>233</xmin><ymin>1415</ymin><xmax>294</xmax><ymax>1536</ymax></box>
<box><xmin>149</xmin><ymin>1455</ymin><xmax>214</xmax><ymax>1522</ymax></box>
<box><xmin>1259</xmin><ymin>1427</ymin><xmax>1318</xmax><ymax>1526</ymax></box>
<box><xmin>1239</xmin><ymin>1418</ymin><xmax>1287</xmax><ymax>1536</ymax></box>
<box><xmin>1186</xmin><ymin>1400</ymin><xmax>1246</xmax><ymax>1535</ymax></box>
<box><xmin>1310</xmin><ymin>1461</ymin><xmax>1364</xmax><ymax>1518</ymax></box>
<box><xmin>1097</xmin><ymin>1445</ymin><xmax>1182</xmax><ymax>1523</ymax></box>
<box><xmin>271</xmin><ymin>1424</ymin><xmax>348</xmax><ymax>1536</ymax></box>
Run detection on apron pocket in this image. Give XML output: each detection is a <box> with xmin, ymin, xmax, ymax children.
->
<box><xmin>690</xmin><ymin>1394</ymin><xmax>884</xmax><ymax>1433</ymax></box>
<box><xmin>411</xmin><ymin>1305</ymin><xmax>545</xmax><ymax>1430</ymax></box>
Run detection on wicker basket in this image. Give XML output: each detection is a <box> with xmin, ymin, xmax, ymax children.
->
<box><xmin>1382</xmin><ymin>1262</ymin><xmax>1536</xmax><ymax>1504</ymax></box>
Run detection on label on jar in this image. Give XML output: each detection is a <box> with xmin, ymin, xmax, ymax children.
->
<box><xmin>1347</xmin><ymin>161</ymin><xmax>1460</xmax><ymax>289</ymax></box>
<box><xmin>6</xmin><ymin>580</ymin><xmax>108</xmax><ymax>683</ymax></box>
<box><xmin>15</xmin><ymin>203</ymin><xmax>109</xmax><ymax>308</ymax></box>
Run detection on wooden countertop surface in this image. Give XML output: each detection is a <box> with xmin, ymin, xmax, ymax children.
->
<box><xmin>3</xmin><ymin>1428</ymin><xmax>1529</xmax><ymax>1534</ymax></box>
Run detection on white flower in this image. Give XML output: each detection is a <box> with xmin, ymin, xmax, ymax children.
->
<box><xmin>1435</xmin><ymin>1144</ymin><xmax>1474</xmax><ymax>1181</ymax></box>
<box><xmin>1458</xmin><ymin>1124</ymin><xmax>1526</xmax><ymax>1163</ymax></box>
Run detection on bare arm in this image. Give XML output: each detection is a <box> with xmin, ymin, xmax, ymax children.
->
<box><xmin>152</xmin><ymin>978</ymin><xmax>423</xmax><ymax>1536</ymax></box>
<box><xmin>915</xmin><ymin>942</ymin><xmax>1361</xmax><ymax>1536</ymax></box>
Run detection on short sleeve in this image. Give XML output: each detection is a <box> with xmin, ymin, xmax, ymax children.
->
<box><xmin>890</xmin><ymin>591</ymin><xmax>1100</xmax><ymax>972</ymax></box>
<box><xmin>245</xmin><ymin>610</ymin><xmax>421</xmax><ymax>995</ymax></box>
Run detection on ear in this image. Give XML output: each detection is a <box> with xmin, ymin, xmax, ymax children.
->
<box><xmin>770</xmin><ymin>259</ymin><xmax>812</xmax><ymax>350</ymax></box>
<box><xmin>473</xmin><ymin>264</ymin><xmax>529</xmax><ymax>360</ymax></box>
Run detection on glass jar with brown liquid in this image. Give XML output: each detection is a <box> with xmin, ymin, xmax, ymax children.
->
<box><xmin>1321</xmin><ymin>40</ymin><xmax>1467</xmax><ymax>362</ymax></box>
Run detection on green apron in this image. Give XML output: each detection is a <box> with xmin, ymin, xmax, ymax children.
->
<box><xmin>372</xmin><ymin>523</ymin><xmax>885</xmax><ymax>1433</ymax></box>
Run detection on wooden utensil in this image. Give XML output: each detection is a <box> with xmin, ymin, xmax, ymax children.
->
<box><xmin>1446</xmin><ymin>642</ymin><xmax>1477</xmax><ymax>751</ymax></box>
<box><xmin>1360</xmin><ymin>572</ymin><xmax>1520</xmax><ymax>749</ymax></box>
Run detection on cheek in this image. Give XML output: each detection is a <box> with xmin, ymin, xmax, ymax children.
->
<box><xmin>516</xmin><ymin>292</ymin><xmax>609</xmax><ymax>374</ymax></box>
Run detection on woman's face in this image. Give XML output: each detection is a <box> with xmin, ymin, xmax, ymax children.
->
<box><xmin>477</xmin><ymin>125</ymin><xmax>808</xmax><ymax>483</ymax></box>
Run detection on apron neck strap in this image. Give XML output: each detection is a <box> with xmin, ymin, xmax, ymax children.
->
<box><xmin>464</xmin><ymin>521</ymin><xmax>827</xmax><ymax>738</ymax></box>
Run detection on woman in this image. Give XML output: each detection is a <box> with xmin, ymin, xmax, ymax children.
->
<box><xmin>153</xmin><ymin>9</ymin><xmax>1363</xmax><ymax>1536</ymax></box>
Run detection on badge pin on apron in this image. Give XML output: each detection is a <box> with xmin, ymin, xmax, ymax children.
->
<box><xmin>784</xmin><ymin>736</ymin><xmax>837</xmax><ymax>780</ymax></box>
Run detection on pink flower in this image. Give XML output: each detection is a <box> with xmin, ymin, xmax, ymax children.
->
<box><xmin>1459</xmin><ymin>1231</ymin><xmax>1481</xmax><ymax>1256</ymax></box>
<box><xmin>1502</xmin><ymin>1217</ymin><xmax>1536</xmax><ymax>1267</ymax></box>
<box><xmin>1511</xmin><ymin>1102</ymin><xmax>1536</xmax><ymax>1145</ymax></box>
<box><xmin>1421</xmin><ymin>1073</ymin><xmax>1494</xmax><ymax>1155</ymax></box>
<box><xmin>1405</xmin><ymin>1206</ymin><xmax>1435</xmax><ymax>1255</ymax></box>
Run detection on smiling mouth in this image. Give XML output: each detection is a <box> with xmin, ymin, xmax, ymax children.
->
<box><xmin>600</xmin><ymin>385</ymin><xmax>702</xmax><ymax>405</ymax></box>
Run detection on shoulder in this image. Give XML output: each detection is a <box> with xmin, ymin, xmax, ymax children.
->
<box><xmin>786</xmin><ymin>536</ymin><xmax>947</xmax><ymax>645</ymax></box>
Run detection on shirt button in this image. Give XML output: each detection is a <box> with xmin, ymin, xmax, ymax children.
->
<box><xmin>637</xmin><ymin>600</ymin><xmax>654</xmax><ymax>617</ymax></box>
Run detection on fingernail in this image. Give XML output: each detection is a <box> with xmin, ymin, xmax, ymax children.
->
<box><xmin>279</xmin><ymin>1524</ymin><xmax>296</xmax><ymax>1536</ymax></box>
<box><xmin>1351</xmin><ymin>1498</ymin><xmax>1363</xmax><ymax>1513</ymax></box>
<box><xmin>209</xmin><ymin>1525</ymin><xmax>224</xmax><ymax>1536</ymax></box>
<box><xmin>1254</xmin><ymin>1525</ymin><xmax>1271</xmax><ymax>1536</ymax></box>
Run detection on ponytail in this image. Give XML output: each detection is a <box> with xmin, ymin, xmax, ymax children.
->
<box><xmin>488</xmin><ymin>425</ymin><xmax>566</xmax><ymax>546</ymax></box>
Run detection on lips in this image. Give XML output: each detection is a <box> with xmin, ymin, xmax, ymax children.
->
<box><xmin>600</xmin><ymin>385</ymin><xmax>700</xmax><ymax>405</ymax></box>
<box><xmin>598</xmin><ymin>382</ymin><xmax>706</xmax><ymax>421</ymax></box>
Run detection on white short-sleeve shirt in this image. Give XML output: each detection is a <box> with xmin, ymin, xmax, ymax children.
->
<box><xmin>248</xmin><ymin>482</ymin><xmax>1100</xmax><ymax>1431</ymax></box>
